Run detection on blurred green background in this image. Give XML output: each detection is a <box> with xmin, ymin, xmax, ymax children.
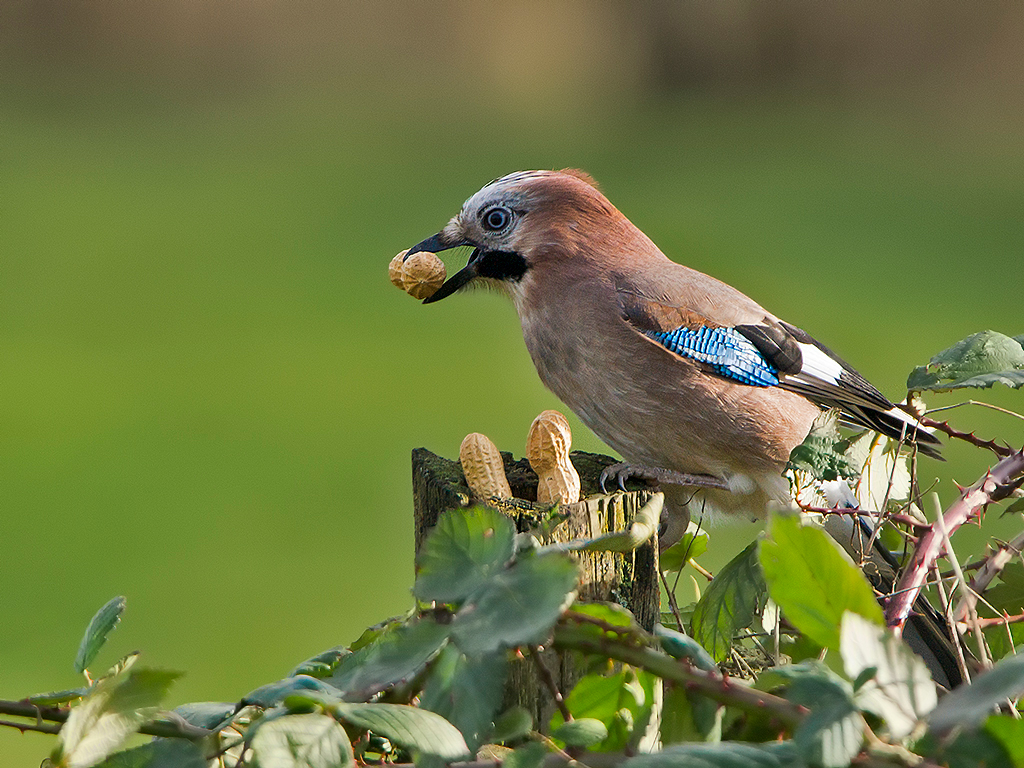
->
<box><xmin>2</xmin><ymin>2</ymin><xmax>1023</xmax><ymax>761</ymax></box>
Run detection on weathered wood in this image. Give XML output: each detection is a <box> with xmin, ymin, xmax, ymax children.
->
<box><xmin>411</xmin><ymin>447</ymin><xmax>660</xmax><ymax>729</ymax></box>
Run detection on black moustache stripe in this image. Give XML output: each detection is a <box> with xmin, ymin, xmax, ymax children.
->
<box><xmin>475</xmin><ymin>250</ymin><xmax>528</xmax><ymax>282</ymax></box>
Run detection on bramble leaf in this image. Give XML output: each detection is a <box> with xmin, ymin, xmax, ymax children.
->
<box><xmin>250</xmin><ymin>712</ymin><xmax>354</xmax><ymax>768</ymax></box>
<box><xmin>552</xmin><ymin>718</ymin><xmax>609</xmax><ymax>748</ymax></box>
<box><xmin>51</xmin><ymin>668</ymin><xmax>179</xmax><ymax>768</ymax></box>
<box><xmin>327</xmin><ymin>619</ymin><xmax>449</xmax><ymax>700</ymax></box>
<box><xmin>840</xmin><ymin>612</ymin><xmax>936</xmax><ymax>740</ymax></box>
<box><xmin>690</xmin><ymin>540</ymin><xmax>766</xmax><ymax>663</ymax></box>
<box><xmin>929</xmin><ymin>652</ymin><xmax>1024</xmax><ymax>733</ymax></box>
<box><xmin>450</xmin><ymin>552</ymin><xmax>577</xmax><ymax>656</ymax></box>
<box><xmin>332</xmin><ymin>702</ymin><xmax>469</xmax><ymax>760</ymax></box>
<box><xmin>787</xmin><ymin>410</ymin><xmax>858</xmax><ymax>482</ymax></box>
<box><xmin>622</xmin><ymin>741</ymin><xmax>804</xmax><ymax>768</ymax></box>
<box><xmin>75</xmin><ymin>597</ymin><xmax>126</xmax><ymax>675</ymax></box>
<box><xmin>661</xmin><ymin>521</ymin><xmax>710</xmax><ymax>572</ymax></box>
<box><xmin>419</xmin><ymin>644</ymin><xmax>506</xmax><ymax>751</ymax></box>
<box><xmin>907</xmin><ymin>330</ymin><xmax>1024</xmax><ymax>391</ymax></box>
<box><xmin>414</xmin><ymin>507</ymin><xmax>516</xmax><ymax>604</ymax></box>
<box><xmin>760</xmin><ymin>514</ymin><xmax>883</xmax><ymax>652</ymax></box>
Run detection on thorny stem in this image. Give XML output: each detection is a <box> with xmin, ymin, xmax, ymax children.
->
<box><xmin>969</xmin><ymin>612</ymin><xmax>1024</xmax><ymax>629</ymax></box>
<box><xmin>0</xmin><ymin>699</ymin><xmax>212</xmax><ymax>741</ymax></box>
<box><xmin>919</xmin><ymin>416</ymin><xmax>1015</xmax><ymax>458</ymax></box>
<box><xmin>0</xmin><ymin>717</ymin><xmax>61</xmax><ymax>735</ymax></box>
<box><xmin>885</xmin><ymin>450</ymin><xmax>1024</xmax><ymax>634</ymax></box>
<box><xmin>954</xmin><ymin>528</ymin><xmax>1024</xmax><ymax>623</ymax></box>
<box><xmin>529</xmin><ymin>645</ymin><xmax>572</xmax><ymax>724</ymax></box>
<box><xmin>553</xmin><ymin>621</ymin><xmax>805</xmax><ymax>729</ymax></box>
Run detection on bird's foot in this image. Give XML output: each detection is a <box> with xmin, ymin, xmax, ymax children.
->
<box><xmin>599</xmin><ymin>462</ymin><xmax>729</xmax><ymax>494</ymax></box>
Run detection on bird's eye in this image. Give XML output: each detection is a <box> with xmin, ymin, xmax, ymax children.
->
<box><xmin>481</xmin><ymin>206</ymin><xmax>512</xmax><ymax>232</ymax></box>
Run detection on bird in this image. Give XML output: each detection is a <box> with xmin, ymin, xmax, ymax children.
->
<box><xmin>401</xmin><ymin>169</ymin><xmax>940</xmax><ymax>540</ymax></box>
<box><xmin>401</xmin><ymin>169</ymin><xmax>960</xmax><ymax>688</ymax></box>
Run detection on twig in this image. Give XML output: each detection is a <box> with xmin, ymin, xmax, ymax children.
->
<box><xmin>0</xmin><ymin>699</ymin><xmax>212</xmax><ymax>741</ymax></box>
<box><xmin>529</xmin><ymin>646</ymin><xmax>572</xmax><ymax>724</ymax></box>
<box><xmin>954</xmin><ymin>528</ymin><xmax>1024</xmax><ymax>622</ymax></box>
<box><xmin>968</xmin><ymin>612</ymin><xmax>1024</xmax><ymax>630</ymax></box>
<box><xmin>926</xmin><ymin>400</ymin><xmax>1024</xmax><ymax>423</ymax></box>
<box><xmin>0</xmin><ymin>717</ymin><xmax>62</xmax><ymax>735</ymax></box>
<box><xmin>919</xmin><ymin>417</ymin><xmax>1015</xmax><ymax>458</ymax></box>
<box><xmin>553</xmin><ymin>622</ymin><xmax>805</xmax><ymax>729</ymax></box>
<box><xmin>930</xmin><ymin>563</ymin><xmax>971</xmax><ymax>685</ymax></box>
<box><xmin>808</xmin><ymin>505</ymin><xmax>931</xmax><ymax>532</ymax></box>
<box><xmin>932</xmin><ymin>495</ymin><xmax>991</xmax><ymax>668</ymax></box>
<box><xmin>885</xmin><ymin>450</ymin><xmax>1024</xmax><ymax>634</ymax></box>
<box><xmin>658</xmin><ymin>570</ymin><xmax>686</xmax><ymax>632</ymax></box>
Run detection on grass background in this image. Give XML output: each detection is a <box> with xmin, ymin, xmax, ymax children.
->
<box><xmin>2</xmin><ymin>11</ymin><xmax>1023</xmax><ymax>761</ymax></box>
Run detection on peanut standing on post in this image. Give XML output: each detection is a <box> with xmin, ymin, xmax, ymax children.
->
<box><xmin>459</xmin><ymin>432</ymin><xmax>513</xmax><ymax>502</ymax></box>
<box><xmin>389</xmin><ymin>250</ymin><xmax>446</xmax><ymax>300</ymax></box>
<box><xmin>526</xmin><ymin>410</ymin><xmax>581</xmax><ymax>505</ymax></box>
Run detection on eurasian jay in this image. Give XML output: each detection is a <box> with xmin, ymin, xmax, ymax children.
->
<box><xmin>402</xmin><ymin>169</ymin><xmax>940</xmax><ymax>539</ymax></box>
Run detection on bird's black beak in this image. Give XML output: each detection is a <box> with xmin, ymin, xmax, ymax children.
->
<box><xmin>404</xmin><ymin>231</ymin><xmax>479</xmax><ymax>305</ymax></box>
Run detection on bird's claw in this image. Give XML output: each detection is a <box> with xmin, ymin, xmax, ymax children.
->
<box><xmin>599</xmin><ymin>462</ymin><xmax>730</xmax><ymax>494</ymax></box>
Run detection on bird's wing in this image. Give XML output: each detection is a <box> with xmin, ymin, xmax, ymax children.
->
<box><xmin>615</xmin><ymin>283</ymin><xmax>941</xmax><ymax>457</ymax></box>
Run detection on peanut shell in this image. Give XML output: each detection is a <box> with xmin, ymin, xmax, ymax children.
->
<box><xmin>460</xmin><ymin>432</ymin><xmax>512</xmax><ymax>501</ymax></box>
<box><xmin>401</xmin><ymin>251</ymin><xmax>446</xmax><ymax>300</ymax></box>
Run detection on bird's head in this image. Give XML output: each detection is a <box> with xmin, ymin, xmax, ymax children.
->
<box><xmin>403</xmin><ymin>169</ymin><xmax>621</xmax><ymax>304</ymax></box>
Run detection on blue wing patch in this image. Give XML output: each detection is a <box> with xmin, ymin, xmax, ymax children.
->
<box><xmin>648</xmin><ymin>326</ymin><xmax>780</xmax><ymax>387</ymax></box>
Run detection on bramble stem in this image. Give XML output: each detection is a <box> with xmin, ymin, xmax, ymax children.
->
<box><xmin>552</xmin><ymin>622</ymin><xmax>805</xmax><ymax>729</ymax></box>
<box><xmin>884</xmin><ymin>450</ymin><xmax>1024</xmax><ymax>634</ymax></box>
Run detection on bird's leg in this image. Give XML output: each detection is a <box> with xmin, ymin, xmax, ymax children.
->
<box><xmin>599</xmin><ymin>462</ymin><xmax>729</xmax><ymax>494</ymax></box>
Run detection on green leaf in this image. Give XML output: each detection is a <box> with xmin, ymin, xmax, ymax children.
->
<box><xmin>983</xmin><ymin>620</ymin><xmax>1024</xmax><ymax>662</ymax></box>
<box><xmin>660</xmin><ymin>520</ymin><xmax>710</xmax><ymax>572</ymax></box>
<box><xmin>172</xmin><ymin>701</ymin><xmax>236</xmax><ymax>730</ymax></box>
<box><xmin>289</xmin><ymin>647</ymin><xmax>350</xmax><ymax>679</ymax></box>
<box><xmin>655</xmin><ymin>624</ymin><xmax>717</xmax><ymax>673</ymax></box>
<box><xmin>51</xmin><ymin>668</ymin><xmax>179</xmax><ymax>768</ymax></box>
<box><xmin>571</xmin><ymin>602</ymin><xmax>640</xmax><ymax>631</ymax></box>
<box><xmin>74</xmin><ymin>596</ymin><xmax>126</xmax><ymax>674</ymax></box>
<box><xmin>840</xmin><ymin>612</ymin><xmax>936</xmax><ymax>740</ymax></box>
<box><xmin>690</xmin><ymin>540</ymin><xmax>766</xmax><ymax>663</ymax></box>
<box><xmin>92</xmin><ymin>739</ymin><xmax>207</xmax><ymax>768</ymax></box>
<box><xmin>768</xmin><ymin>663</ymin><xmax>863</xmax><ymax>768</ymax></box>
<box><xmin>414</xmin><ymin>507</ymin><xmax>516</xmax><ymax>604</ymax></box>
<box><xmin>984</xmin><ymin>715</ymin><xmax>1024</xmax><ymax>767</ymax></box>
<box><xmin>985</xmin><ymin>562</ymin><xmax>1024</xmax><ymax>614</ymax></box>
<box><xmin>243</xmin><ymin>676</ymin><xmax>343</xmax><ymax>709</ymax></box>
<box><xmin>491</xmin><ymin>707</ymin><xmax>534</xmax><ymax>743</ymax></box>
<box><xmin>552</xmin><ymin>670</ymin><xmax>649</xmax><ymax>752</ymax></box>
<box><xmin>328</xmin><ymin>618</ymin><xmax>450</xmax><ymax>700</ymax></box>
<box><xmin>552</xmin><ymin>718</ymin><xmax>609</xmax><ymax>747</ymax></box>
<box><xmin>929</xmin><ymin>652</ymin><xmax>1024</xmax><ymax>733</ymax></box>
<box><xmin>622</xmin><ymin>741</ymin><xmax>804</xmax><ymax>768</ymax></box>
<box><xmin>251</xmin><ymin>712</ymin><xmax>354</xmax><ymax>768</ymax></box>
<box><xmin>419</xmin><ymin>645</ymin><xmax>506</xmax><ymax>751</ymax></box>
<box><xmin>450</xmin><ymin>552</ymin><xmax>578</xmax><ymax>656</ymax></box>
<box><xmin>787</xmin><ymin>410</ymin><xmax>858</xmax><ymax>482</ymax></box>
<box><xmin>332</xmin><ymin>702</ymin><xmax>469</xmax><ymax>761</ymax></box>
<box><xmin>927</xmin><ymin>727</ymin><xmax>1015</xmax><ymax>768</ymax></box>
<box><xmin>28</xmin><ymin>688</ymin><xmax>89</xmax><ymax>706</ymax></box>
<box><xmin>759</xmin><ymin>514</ymin><xmax>883</xmax><ymax>652</ymax></box>
<box><xmin>501</xmin><ymin>742</ymin><xmax>548</xmax><ymax>768</ymax></box>
<box><xmin>907</xmin><ymin>330</ymin><xmax>1024</xmax><ymax>391</ymax></box>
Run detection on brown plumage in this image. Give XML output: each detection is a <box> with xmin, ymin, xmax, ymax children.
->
<box><xmin>405</xmin><ymin>169</ymin><xmax>939</xmax><ymax>534</ymax></box>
